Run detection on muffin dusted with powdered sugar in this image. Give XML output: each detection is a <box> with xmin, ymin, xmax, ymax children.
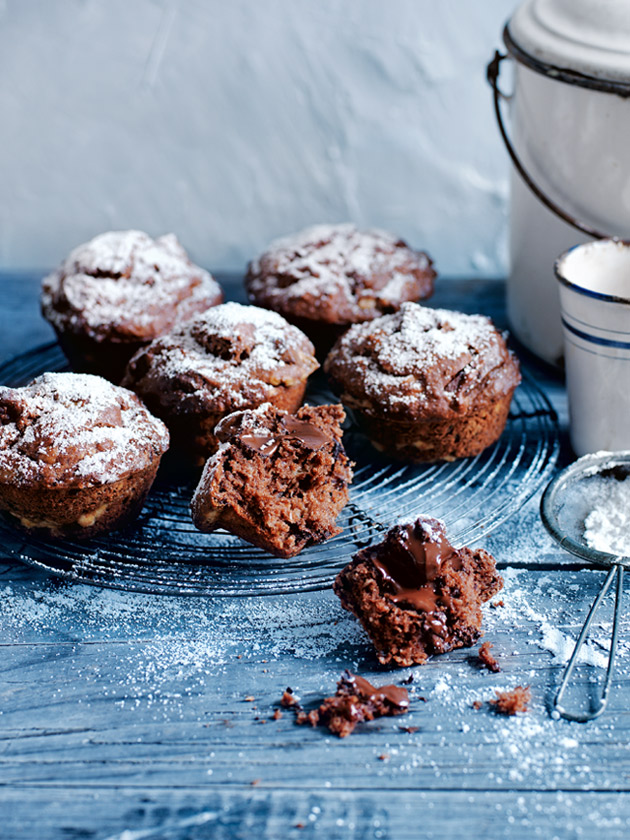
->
<box><xmin>41</xmin><ymin>230</ymin><xmax>223</xmax><ymax>382</ymax></box>
<box><xmin>122</xmin><ymin>302</ymin><xmax>319</xmax><ymax>464</ymax></box>
<box><xmin>324</xmin><ymin>302</ymin><xmax>521</xmax><ymax>462</ymax></box>
<box><xmin>0</xmin><ymin>372</ymin><xmax>169</xmax><ymax>539</ymax></box>
<box><xmin>245</xmin><ymin>224</ymin><xmax>435</xmax><ymax>358</ymax></box>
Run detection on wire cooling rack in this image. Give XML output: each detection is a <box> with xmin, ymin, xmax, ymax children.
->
<box><xmin>0</xmin><ymin>342</ymin><xmax>559</xmax><ymax>596</ymax></box>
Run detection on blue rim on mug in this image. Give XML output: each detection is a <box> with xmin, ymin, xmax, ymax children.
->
<box><xmin>554</xmin><ymin>239</ymin><xmax>630</xmax><ymax>306</ymax></box>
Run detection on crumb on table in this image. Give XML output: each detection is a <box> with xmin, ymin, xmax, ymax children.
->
<box><xmin>296</xmin><ymin>709</ymin><xmax>320</xmax><ymax>727</ymax></box>
<box><xmin>280</xmin><ymin>688</ymin><xmax>300</xmax><ymax>708</ymax></box>
<box><xmin>283</xmin><ymin>671</ymin><xmax>410</xmax><ymax>738</ymax></box>
<box><xmin>478</xmin><ymin>641</ymin><xmax>501</xmax><ymax>673</ymax></box>
<box><xmin>490</xmin><ymin>685</ymin><xmax>531</xmax><ymax>715</ymax></box>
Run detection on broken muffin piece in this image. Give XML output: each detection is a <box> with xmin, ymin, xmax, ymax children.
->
<box><xmin>191</xmin><ymin>403</ymin><xmax>354</xmax><ymax>558</ymax></box>
<box><xmin>317</xmin><ymin>671</ymin><xmax>410</xmax><ymax>737</ymax></box>
<box><xmin>334</xmin><ymin>515</ymin><xmax>503</xmax><ymax>666</ymax></box>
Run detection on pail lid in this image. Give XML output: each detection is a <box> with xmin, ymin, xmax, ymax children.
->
<box><xmin>508</xmin><ymin>0</ymin><xmax>630</xmax><ymax>86</ymax></box>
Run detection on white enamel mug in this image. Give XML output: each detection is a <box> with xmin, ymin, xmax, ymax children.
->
<box><xmin>555</xmin><ymin>239</ymin><xmax>630</xmax><ymax>456</ymax></box>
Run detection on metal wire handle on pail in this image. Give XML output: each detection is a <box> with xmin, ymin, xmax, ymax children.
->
<box><xmin>486</xmin><ymin>50</ymin><xmax>609</xmax><ymax>242</ymax></box>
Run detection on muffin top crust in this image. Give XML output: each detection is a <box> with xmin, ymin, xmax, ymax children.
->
<box><xmin>122</xmin><ymin>302</ymin><xmax>319</xmax><ymax>415</ymax></box>
<box><xmin>0</xmin><ymin>372</ymin><xmax>169</xmax><ymax>488</ymax></box>
<box><xmin>41</xmin><ymin>230</ymin><xmax>223</xmax><ymax>342</ymax></box>
<box><xmin>246</xmin><ymin>223</ymin><xmax>435</xmax><ymax>324</ymax></box>
<box><xmin>324</xmin><ymin>303</ymin><xmax>521</xmax><ymax>420</ymax></box>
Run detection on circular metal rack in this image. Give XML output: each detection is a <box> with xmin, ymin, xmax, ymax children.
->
<box><xmin>0</xmin><ymin>342</ymin><xmax>559</xmax><ymax>596</ymax></box>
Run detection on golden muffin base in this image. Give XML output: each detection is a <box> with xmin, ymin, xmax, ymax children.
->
<box><xmin>0</xmin><ymin>462</ymin><xmax>160</xmax><ymax>541</ymax></box>
<box><xmin>355</xmin><ymin>392</ymin><xmax>515</xmax><ymax>463</ymax></box>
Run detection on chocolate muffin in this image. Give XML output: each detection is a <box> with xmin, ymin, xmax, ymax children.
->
<box><xmin>191</xmin><ymin>403</ymin><xmax>353</xmax><ymax>558</ymax></box>
<box><xmin>122</xmin><ymin>303</ymin><xmax>319</xmax><ymax>464</ymax></box>
<box><xmin>334</xmin><ymin>516</ymin><xmax>503</xmax><ymax>667</ymax></box>
<box><xmin>246</xmin><ymin>223</ymin><xmax>435</xmax><ymax>357</ymax></box>
<box><xmin>41</xmin><ymin>230</ymin><xmax>223</xmax><ymax>382</ymax></box>
<box><xmin>0</xmin><ymin>372</ymin><xmax>169</xmax><ymax>540</ymax></box>
<box><xmin>324</xmin><ymin>302</ymin><xmax>521</xmax><ymax>462</ymax></box>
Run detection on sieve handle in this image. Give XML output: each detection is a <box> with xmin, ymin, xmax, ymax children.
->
<box><xmin>487</xmin><ymin>51</ymin><xmax>610</xmax><ymax>242</ymax></box>
<box><xmin>553</xmin><ymin>564</ymin><xmax>624</xmax><ymax>723</ymax></box>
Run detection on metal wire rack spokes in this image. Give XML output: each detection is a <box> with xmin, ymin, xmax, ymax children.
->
<box><xmin>0</xmin><ymin>342</ymin><xmax>559</xmax><ymax>596</ymax></box>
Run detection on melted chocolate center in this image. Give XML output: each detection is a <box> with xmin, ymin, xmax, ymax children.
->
<box><xmin>372</xmin><ymin>520</ymin><xmax>462</xmax><ymax>612</ymax></box>
<box><xmin>349</xmin><ymin>673</ymin><xmax>409</xmax><ymax>709</ymax></box>
<box><xmin>240</xmin><ymin>416</ymin><xmax>331</xmax><ymax>457</ymax></box>
<box><xmin>239</xmin><ymin>433</ymin><xmax>281</xmax><ymax>457</ymax></box>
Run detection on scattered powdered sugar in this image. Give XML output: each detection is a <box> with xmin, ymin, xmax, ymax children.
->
<box><xmin>0</xmin><ymin>372</ymin><xmax>169</xmax><ymax>485</ymax></box>
<box><xmin>3</xmin><ymin>558</ymin><xmax>628</xmax><ymax>797</ymax></box>
<box><xmin>484</xmin><ymin>567</ymin><xmax>630</xmax><ymax>669</ymax></box>
<box><xmin>1</xmin><ymin>581</ymin><xmax>363</xmax><ymax>676</ymax></box>
<box><xmin>183</xmin><ymin>300</ymin><xmax>308</xmax><ymax>343</ymax></box>
<box><xmin>248</xmin><ymin>223</ymin><xmax>432</xmax><ymax>316</ymax></box>
<box><xmin>373</xmin><ymin>570</ymin><xmax>628</xmax><ymax>790</ymax></box>
<box><xmin>41</xmin><ymin>230</ymin><xmax>221</xmax><ymax>333</ymax></box>
<box><xmin>353</xmin><ymin>303</ymin><xmax>496</xmax><ymax>367</ymax></box>
<box><xmin>66</xmin><ymin>231</ymin><xmax>185</xmax><ymax>278</ymax></box>
<box><xmin>583</xmin><ymin>475</ymin><xmax>630</xmax><ymax>556</ymax></box>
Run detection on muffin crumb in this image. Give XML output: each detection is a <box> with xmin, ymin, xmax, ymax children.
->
<box><xmin>477</xmin><ymin>641</ymin><xmax>501</xmax><ymax>673</ymax></box>
<box><xmin>490</xmin><ymin>685</ymin><xmax>531</xmax><ymax>715</ymax></box>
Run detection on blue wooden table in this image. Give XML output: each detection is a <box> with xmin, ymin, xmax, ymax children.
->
<box><xmin>2</xmin><ymin>272</ymin><xmax>630</xmax><ymax>840</ymax></box>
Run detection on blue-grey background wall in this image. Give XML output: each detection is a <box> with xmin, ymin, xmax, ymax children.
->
<box><xmin>0</xmin><ymin>0</ymin><xmax>519</xmax><ymax>275</ymax></box>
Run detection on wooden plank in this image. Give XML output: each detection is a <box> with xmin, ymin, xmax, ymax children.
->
<box><xmin>2</xmin><ymin>568</ymin><xmax>630</xmax><ymax>794</ymax></box>
<box><xmin>2</xmin><ymin>787</ymin><xmax>630</xmax><ymax>840</ymax></box>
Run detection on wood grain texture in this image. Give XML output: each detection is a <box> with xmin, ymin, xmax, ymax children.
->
<box><xmin>3</xmin><ymin>788</ymin><xmax>630</xmax><ymax>840</ymax></box>
<box><xmin>3</xmin><ymin>276</ymin><xmax>628</xmax><ymax>839</ymax></box>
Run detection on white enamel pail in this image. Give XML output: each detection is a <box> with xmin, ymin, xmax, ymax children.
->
<box><xmin>489</xmin><ymin>0</ymin><xmax>630</xmax><ymax>366</ymax></box>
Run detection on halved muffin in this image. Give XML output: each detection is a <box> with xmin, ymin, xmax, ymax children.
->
<box><xmin>334</xmin><ymin>516</ymin><xmax>503</xmax><ymax>666</ymax></box>
<box><xmin>191</xmin><ymin>403</ymin><xmax>353</xmax><ymax>557</ymax></box>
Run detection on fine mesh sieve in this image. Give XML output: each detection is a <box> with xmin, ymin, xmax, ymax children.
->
<box><xmin>541</xmin><ymin>451</ymin><xmax>630</xmax><ymax>722</ymax></box>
